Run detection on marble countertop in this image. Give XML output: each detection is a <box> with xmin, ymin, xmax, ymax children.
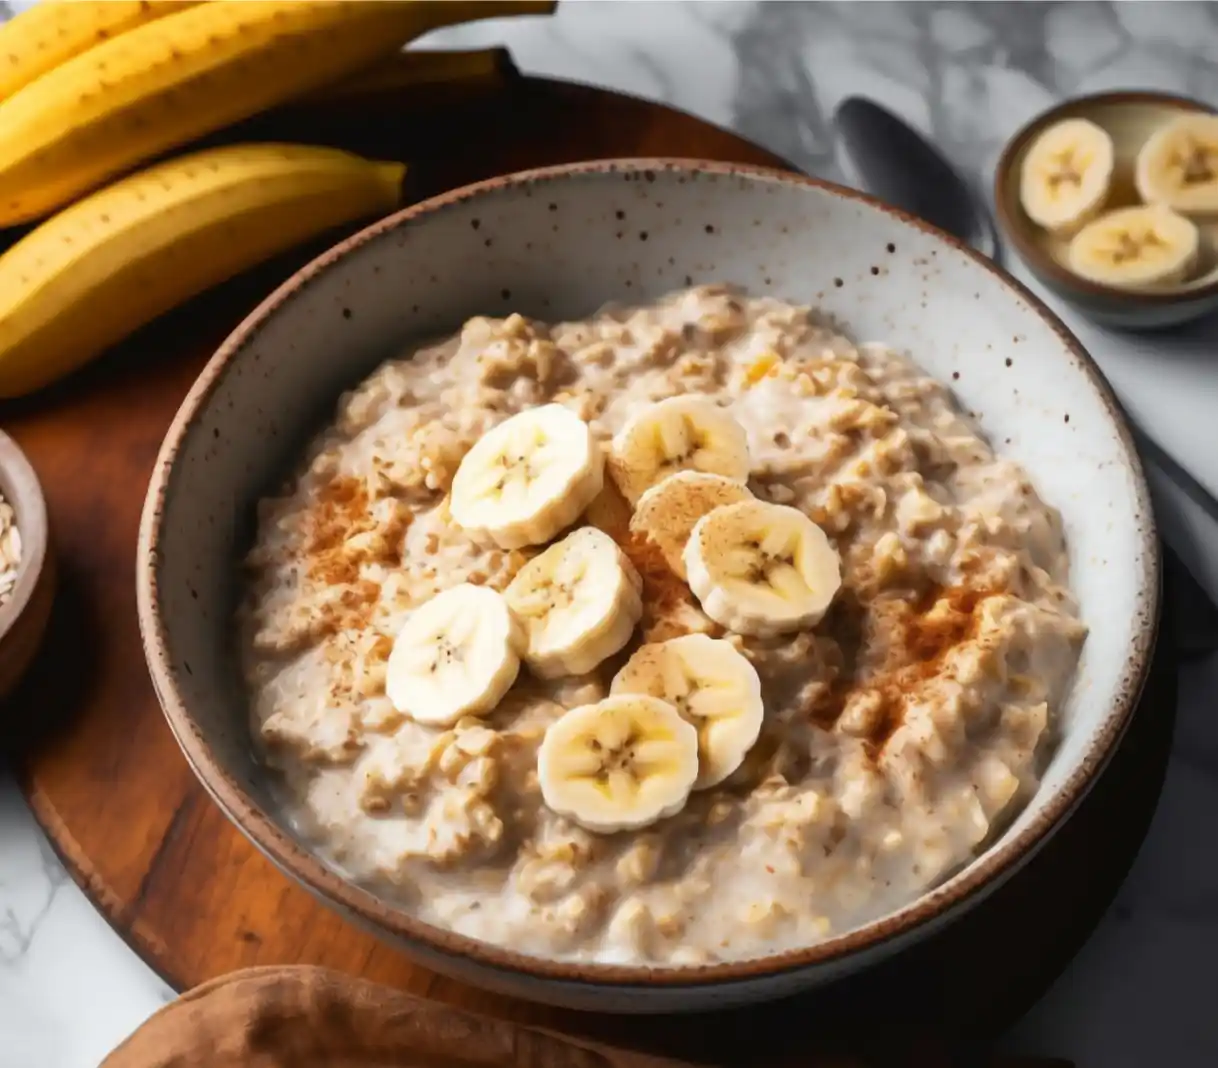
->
<box><xmin>3</xmin><ymin>2</ymin><xmax>1218</xmax><ymax>1065</ymax></box>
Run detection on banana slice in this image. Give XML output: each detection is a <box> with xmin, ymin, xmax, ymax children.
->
<box><xmin>611</xmin><ymin>634</ymin><xmax>763</xmax><ymax>789</ymax></box>
<box><xmin>450</xmin><ymin>403</ymin><xmax>604</xmax><ymax>549</ymax></box>
<box><xmin>504</xmin><ymin>526</ymin><xmax>642</xmax><ymax>679</ymax></box>
<box><xmin>537</xmin><ymin>694</ymin><xmax>700</xmax><ymax>833</ymax></box>
<box><xmin>1068</xmin><ymin>204</ymin><xmax>1199</xmax><ymax>290</ymax></box>
<box><xmin>1135</xmin><ymin>113</ymin><xmax>1218</xmax><ymax>216</ymax></box>
<box><xmin>630</xmin><ymin>471</ymin><xmax>754</xmax><ymax>581</ymax></box>
<box><xmin>1019</xmin><ymin>117</ymin><xmax>1114</xmax><ymax>234</ymax></box>
<box><xmin>684</xmin><ymin>499</ymin><xmax>841</xmax><ymax>637</ymax></box>
<box><xmin>609</xmin><ymin>396</ymin><xmax>751</xmax><ymax>505</ymax></box>
<box><xmin>385</xmin><ymin>583</ymin><xmax>523</xmax><ymax>727</ymax></box>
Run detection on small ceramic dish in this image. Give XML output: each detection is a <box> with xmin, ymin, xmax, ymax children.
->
<box><xmin>0</xmin><ymin>430</ymin><xmax>54</xmax><ymax>707</ymax></box>
<box><xmin>139</xmin><ymin>159</ymin><xmax>1157</xmax><ymax>1013</ymax></box>
<box><xmin>995</xmin><ymin>90</ymin><xmax>1218</xmax><ymax>330</ymax></box>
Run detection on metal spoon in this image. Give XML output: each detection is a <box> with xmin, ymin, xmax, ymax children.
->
<box><xmin>831</xmin><ymin>94</ymin><xmax>1218</xmax><ymax>651</ymax></box>
<box><xmin>833</xmin><ymin>95</ymin><xmax>1000</xmax><ymax>262</ymax></box>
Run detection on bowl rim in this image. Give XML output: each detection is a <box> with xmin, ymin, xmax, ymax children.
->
<box><xmin>0</xmin><ymin>429</ymin><xmax>49</xmax><ymax>646</ymax></box>
<box><xmin>993</xmin><ymin>88</ymin><xmax>1218</xmax><ymax>306</ymax></box>
<box><xmin>138</xmin><ymin>157</ymin><xmax>1160</xmax><ymax>989</ymax></box>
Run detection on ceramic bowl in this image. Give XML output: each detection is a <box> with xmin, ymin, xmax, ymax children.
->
<box><xmin>0</xmin><ymin>430</ymin><xmax>54</xmax><ymax>709</ymax></box>
<box><xmin>138</xmin><ymin>160</ymin><xmax>1158</xmax><ymax>1012</ymax></box>
<box><xmin>995</xmin><ymin>90</ymin><xmax>1218</xmax><ymax>331</ymax></box>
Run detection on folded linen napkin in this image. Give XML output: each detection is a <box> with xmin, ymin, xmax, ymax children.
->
<box><xmin>99</xmin><ymin>965</ymin><xmax>1073</xmax><ymax>1068</ymax></box>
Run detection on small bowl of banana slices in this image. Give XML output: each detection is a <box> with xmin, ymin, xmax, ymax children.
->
<box><xmin>996</xmin><ymin>90</ymin><xmax>1218</xmax><ymax>329</ymax></box>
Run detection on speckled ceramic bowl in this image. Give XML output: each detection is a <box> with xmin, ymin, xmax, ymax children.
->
<box><xmin>138</xmin><ymin>160</ymin><xmax>1158</xmax><ymax>1012</ymax></box>
<box><xmin>995</xmin><ymin>90</ymin><xmax>1218</xmax><ymax>331</ymax></box>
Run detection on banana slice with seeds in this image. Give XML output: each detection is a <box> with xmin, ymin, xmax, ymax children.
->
<box><xmin>1019</xmin><ymin>117</ymin><xmax>1114</xmax><ymax>234</ymax></box>
<box><xmin>385</xmin><ymin>583</ymin><xmax>523</xmax><ymax>727</ymax></box>
<box><xmin>1135</xmin><ymin>113</ymin><xmax>1218</xmax><ymax>216</ymax></box>
<box><xmin>684</xmin><ymin>499</ymin><xmax>841</xmax><ymax>637</ymax></box>
<box><xmin>504</xmin><ymin>526</ymin><xmax>642</xmax><ymax>680</ymax></box>
<box><xmin>612</xmin><ymin>634</ymin><xmax>763</xmax><ymax>790</ymax></box>
<box><xmin>1068</xmin><ymin>204</ymin><xmax>1199</xmax><ymax>290</ymax></box>
<box><xmin>609</xmin><ymin>396</ymin><xmax>750</xmax><ymax>505</ymax></box>
<box><xmin>629</xmin><ymin>470</ymin><xmax>753</xmax><ymax>580</ymax></box>
<box><xmin>537</xmin><ymin>694</ymin><xmax>700</xmax><ymax>833</ymax></box>
<box><xmin>450</xmin><ymin>403</ymin><xmax>604</xmax><ymax>549</ymax></box>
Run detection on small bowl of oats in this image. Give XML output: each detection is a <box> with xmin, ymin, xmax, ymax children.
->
<box><xmin>0</xmin><ymin>429</ymin><xmax>54</xmax><ymax>706</ymax></box>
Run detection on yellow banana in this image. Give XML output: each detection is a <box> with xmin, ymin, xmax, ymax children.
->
<box><xmin>311</xmin><ymin>47</ymin><xmax>518</xmax><ymax>102</ymax></box>
<box><xmin>0</xmin><ymin>143</ymin><xmax>405</xmax><ymax>398</ymax></box>
<box><xmin>0</xmin><ymin>0</ymin><xmax>556</xmax><ymax>225</ymax></box>
<box><xmin>0</xmin><ymin>1</ymin><xmax>198</xmax><ymax>102</ymax></box>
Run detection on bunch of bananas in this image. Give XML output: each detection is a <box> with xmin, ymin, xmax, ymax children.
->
<box><xmin>0</xmin><ymin>0</ymin><xmax>556</xmax><ymax>398</ymax></box>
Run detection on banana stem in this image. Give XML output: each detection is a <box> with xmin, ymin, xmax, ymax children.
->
<box><xmin>311</xmin><ymin>48</ymin><xmax>518</xmax><ymax>103</ymax></box>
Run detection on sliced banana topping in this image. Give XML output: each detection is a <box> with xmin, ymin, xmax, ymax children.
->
<box><xmin>450</xmin><ymin>403</ymin><xmax>604</xmax><ymax>549</ymax></box>
<box><xmin>612</xmin><ymin>634</ymin><xmax>763</xmax><ymax>790</ymax></box>
<box><xmin>684</xmin><ymin>499</ymin><xmax>841</xmax><ymax>637</ymax></box>
<box><xmin>609</xmin><ymin>396</ymin><xmax>750</xmax><ymax>505</ymax></box>
<box><xmin>537</xmin><ymin>694</ymin><xmax>700</xmax><ymax>833</ymax></box>
<box><xmin>1135</xmin><ymin>113</ymin><xmax>1218</xmax><ymax>216</ymax></box>
<box><xmin>504</xmin><ymin>526</ymin><xmax>642</xmax><ymax>680</ymax></box>
<box><xmin>1068</xmin><ymin>204</ymin><xmax>1199</xmax><ymax>290</ymax></box>
<box><xmin>385</xmin><ymin>583</ymin><xmax>523</xmax><ymax>727</ymax></box>
<box><xmin>1019</xmin><ymin>117</ymin><xmax>1114</xmax><ymax>234</ymax></box>
<box><xmin>629</xmin><ymin>470</ymin><xmax>753</xmax><ymax>580</ymax></box>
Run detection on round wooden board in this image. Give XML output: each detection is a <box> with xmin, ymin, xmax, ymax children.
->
<box><xmin>3</xmin><ymin>75</ymin><xmax>1177</xmax><ymax>1065</ymax></box>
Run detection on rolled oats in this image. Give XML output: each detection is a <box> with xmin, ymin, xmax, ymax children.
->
<box><xmin>0</xmin><ymin>498</ymin><xmax>20</xmax><ymax>607</ymax></box>
<box><xmin>240</xmin><ymin>286</ymin><xmax>1085</xmax><ymax>966</ymax></box>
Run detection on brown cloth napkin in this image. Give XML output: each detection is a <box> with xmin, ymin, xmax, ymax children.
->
<box><xmin>99</xmin><ymin>965</ymin><xmax>1071</xmax><ymax>1068</ymax></box>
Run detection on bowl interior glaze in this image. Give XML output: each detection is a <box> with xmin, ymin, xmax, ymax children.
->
<box><xmin>139</xmin><ymin>161</ymin><xmax>1157</xmax><ymax>996</ymax></box>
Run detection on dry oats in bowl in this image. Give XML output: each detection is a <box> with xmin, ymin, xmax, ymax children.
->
<box><xmin>0</xmin><ymin>429</ymin><xmax>54</xmax><ymax>708</ymax></box>
<box><xmin>139</xmin><ymin>161</ymin><xmax>1157</xmax><ymax>1012</ymax></box>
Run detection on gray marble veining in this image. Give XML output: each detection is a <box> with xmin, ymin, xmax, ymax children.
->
<box><xmin>2</xmin><ymin>3</ymin><xmax>1218</xmax><ymax>1066</ymax></box>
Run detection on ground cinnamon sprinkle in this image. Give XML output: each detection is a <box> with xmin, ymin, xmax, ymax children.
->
<box><xmin>622</xmin><ymin>532</ymin><xmax>689</xmax><ymax>616</ymax></box>
<box><xmin>305</xmin><ymin>477</ymin><xmax>370</xmax><ymax>585</ymax></box>
<box><xmin>305</xmin><ymin>477</ymin><xmax>410</xmax><ymax>582</ymax></box>
<box><xmin>808</xmin><ymin>581</ymin><xmax>995</xmax><ymax>752</ymax></box>
<box><xmin>619</xmin><ymin>529</ymin><xmax>725</xmax><ymax>641</ymax></box>
<box><xmin>903</xmin><ymin>584</ymin><xmax>990</xmax><ymax>663</ymax></box>
<box><xmin>303</xmin><ymin>476</ymin><xmax>410</xmax><ymax>634</ymax></box>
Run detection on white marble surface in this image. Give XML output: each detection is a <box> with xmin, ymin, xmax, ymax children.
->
<box><xmin>3</xmin><ymin>2</ymin><xmax>1218</xmax><ymax>1065</ymax></box>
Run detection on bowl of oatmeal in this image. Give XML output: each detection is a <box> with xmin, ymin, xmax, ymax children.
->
<box><xmin>138</xmin><ymin>160</ymin><xmax>1158</xmax><ymax>1012</ymax></box>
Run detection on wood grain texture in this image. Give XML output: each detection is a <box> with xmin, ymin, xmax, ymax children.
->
<box><xmin>1</xmin><ymin>77</ymin><xmax>1176</xmax><ymax>1066</ymax></box>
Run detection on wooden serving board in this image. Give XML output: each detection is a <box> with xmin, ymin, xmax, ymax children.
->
<box><xmin>3</xmin><ymin>76</ymin><xmax>1178</xmax><ymax>1065</ymax></box>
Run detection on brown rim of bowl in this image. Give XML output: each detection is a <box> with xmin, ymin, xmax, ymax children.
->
<box><xmin>138</xmin><ymin>158</ymin><xmax>1160</xmax><ymax>989</ymax></box>
<box><xmin>994</xmin><ymin>89</ymin><xmax>1218</xmax><ymax>305</ymax></box>
<box><xmin>0</xmin><ymin>430</ymin><xmax>48</xmax><ymax>645</ymax></box>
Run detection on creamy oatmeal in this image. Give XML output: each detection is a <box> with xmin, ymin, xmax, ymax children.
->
<box><xmin>240</xmin><ymin>284</ymin><xmax>1086</xmax><ymax>965</ymax></box>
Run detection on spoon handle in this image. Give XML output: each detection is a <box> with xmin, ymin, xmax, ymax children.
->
<box><xmin>833</xmin><ymin>95</ymin><xmax>999</xmax><ymax>261</ymax></box>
